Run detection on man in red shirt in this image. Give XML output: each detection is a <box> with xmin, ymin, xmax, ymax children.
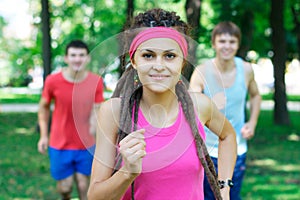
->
<box><xmin>37</xmin><ymin>40</ymin><xmax>104</xmax><ymax>200</ymax></box>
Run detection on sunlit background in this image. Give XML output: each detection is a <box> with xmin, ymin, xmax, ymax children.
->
<box><xmin>0</xmin><ymin>0</ymin><xmax>33</xmax><ymax>39</ymax></box>
<box><xmin>1</xmin><ymin>0</ymin><xmax>300</xmax><ymax>95</ymax></box>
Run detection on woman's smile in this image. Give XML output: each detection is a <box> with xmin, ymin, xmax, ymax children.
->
<box><xmin>149</xmin><ymin>74</ymin><xmax>170</xmax><ymax>80</ymax></box>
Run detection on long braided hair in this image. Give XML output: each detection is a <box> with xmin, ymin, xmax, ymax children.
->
<box><xmin>112</xmin><ymin>8</ymin><xmax>222</xmax><ymax>200</ymax></box>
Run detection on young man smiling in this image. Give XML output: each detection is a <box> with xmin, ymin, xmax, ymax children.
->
<box><xmin>37</xmin><ymin>40</ymin><xmax>104</xmax><ymax>200</ymax></box>
<box><xmin>189</xmin><ymin>21</ymin><xmax>261</xmax><ymax>200</ymax></box>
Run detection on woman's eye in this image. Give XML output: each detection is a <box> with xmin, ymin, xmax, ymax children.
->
<box><xmin>142</xmin><ymin>53</ymin><xmax>154</xmax><ymax>59</ymax></box>
<box><xmin>165</xmin><ymin>53</ymin><xmax>176</xmax><ymax>59</ymax></box>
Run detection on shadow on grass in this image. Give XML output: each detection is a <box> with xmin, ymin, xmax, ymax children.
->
<box><xmin>241</xmin><ymin>111</ymin><xmax>300</xmax><ymax>200</ymax></box>
<box><xmin>0</xmin><ymin>113</ymin><xmax>80</xmax><ymax>199</ymax></box>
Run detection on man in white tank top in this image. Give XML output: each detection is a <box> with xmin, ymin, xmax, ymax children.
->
<box><xmin>189</xmin><ymin>21</ymin><xmax>261</xmax><ymax>200</ymax></box>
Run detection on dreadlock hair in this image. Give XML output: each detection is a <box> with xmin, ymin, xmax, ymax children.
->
<box><xmin>112</xmin><ymin>8</ymin><xmax>222</xmax><ymax>200</ymax></box>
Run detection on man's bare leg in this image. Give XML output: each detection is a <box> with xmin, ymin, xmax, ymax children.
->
<box><xmin>75</xmin><ymin>173</ymin><xmax>89</xmax><ymax>200</ymax></box>
<box><xmin>57</xmin><ymin>175</ymin><xmax>73</xmax><ymax>200</ymax></box>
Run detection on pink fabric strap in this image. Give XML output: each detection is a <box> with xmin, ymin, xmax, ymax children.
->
<box><xmin>129</xmin><ymin>27</ymin><xmax>188</xmax><ymax>59</ymax></box>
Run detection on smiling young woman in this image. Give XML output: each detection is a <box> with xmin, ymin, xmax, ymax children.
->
<box><xmin>87</xmin><ymin>9</ymin><xmax>237</xmax><ymax>200</ymax></box>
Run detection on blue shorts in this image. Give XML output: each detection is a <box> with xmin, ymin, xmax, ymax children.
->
<box><xmin>204</xmin><ymin>153</ymin><xmax>247</xmax><ymax>200</ymax></box>
<box><xmin>48</xmin><ymin>146</ymin><xmax>95</xmax><ymax>180</ymax></box>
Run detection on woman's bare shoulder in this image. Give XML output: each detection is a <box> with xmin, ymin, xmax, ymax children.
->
<box><xmin>101</xmin><ymin>97</ymin><xmax>121</xmax><ymax>109</ymax></box>
<box><xmin>190</xmin><ymin>92</ymin><xmax>212</xmax><ymax>116</ymax></box>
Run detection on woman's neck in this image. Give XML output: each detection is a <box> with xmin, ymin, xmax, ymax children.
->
<box><xmin>140</xmin><ymin>90</ymin><xmax>179</xmax><ymax>127</ymax></box>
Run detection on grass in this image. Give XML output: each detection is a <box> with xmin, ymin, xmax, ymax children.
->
<box><xmin>1</xmin><ymin>86</ymin><xmax>300</xmax><ymax>104</ymax></box>
<box><xmin>0</xmin><ymin>88</ymin><xmax>40</xmax><ymax>104</ymax></box>
<box><xmin>261</xmin><ymin>93</ymin><xmax>300</xmax><ymax>102</ymax></box>
<box><xmin>0</xmin><ymin>112</ymin><xmax>59</xmax><ymax>199</ymax></box>
<box><xmin>0</xmin><ymin>93</ymin><xmax>41</xmax><ymax>103</ymax></box>
<box><xmin>241</xmin><ymin>110</ymin><xmax>300</xmax><ymax>199</ymax></box>
<box><xmin>0</xmin><ymin>111</ymin><xmax>299</xmax><ymax>199</ymax></box>
<box><xmin>0</xmin><ymin>87</ymin><xmax>112</xmax><ymax>103</ymax></box>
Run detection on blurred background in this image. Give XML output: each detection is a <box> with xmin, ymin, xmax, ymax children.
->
<box><xmin>0</xmin><ymin>1</ymin><xmax>299</xmax><ymax>199</ymax></box>
<box><xmin>0</xmin><ymin>0</ymin><xmax>300</xmax><ymax>94</ymax></box>
<box><xmin>0</xmin><ymin>0</ymin><xmax>297</xmax><ymax>90</ymax></box>
<box><xmin>1</xmin><ymin>0</ymin><xmax>300</xmax><ymax>124</ymax></box>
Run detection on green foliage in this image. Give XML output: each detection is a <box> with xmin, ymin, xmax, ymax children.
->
<box><xmin>198</xmin><ymin>0</ymin><xmax>300</xmax><ymax>60</ymax></box>
<box><xmin>49</xmin><ymin>0</ymin><xmax>128</xmax><ymax>75</ymax></box>
<box><xmin>1</xmin><ymin>0</ymin><xmax>300</xmax><ymax>84</ymax></box>
<box><xmin>199</xmin><ymin>0</ymin><xmax>272</xmax><ymax>59</ymax></box>
<box><xmin>0</xmin><ymin>16</ymin><xmax>6</xmax><ymax>37</ymax></box>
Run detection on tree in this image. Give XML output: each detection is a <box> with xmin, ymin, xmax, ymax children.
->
<box><xmin>126</xmin><ymin>0</ymin><xmax>134</xmax><ymax>26</ymax></box>
<box><xmin>291</xmin><ymin>3</ymin><xmax>300</xmax><ymax>58</ymax></box>
<box><xmin>118</xmin><ymin>0</ymin><xmax>135</xmax><ymax>76</ymax></box>
<box><xmin>270</xmin><ymin>0</ymin><xmax>290</xmax><ymax>125</ymax></box>
<box><xmin>184</xmin><ymin>0</ymin><xmax>201</xmax><ymax>80</ymax></box>
<box><xmin>236</xmin><ymin>9</ymin><xmax>254</xmax><ymax>58</ymax></box>
<box><xmin>41</xmin><ymin>0</ymin><xmax>51</xmax><ymax>81</ymax></box>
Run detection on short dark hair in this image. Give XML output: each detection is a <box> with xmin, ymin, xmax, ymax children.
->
<box><xmin>65</xmin><ymin>40</ymin><xmax>89</xmax><ymax>55</ymax></box>
<box><xmin>211</xmin><ymin>21</ymin><xmax>241</xmax><ymax>45</ymax></box>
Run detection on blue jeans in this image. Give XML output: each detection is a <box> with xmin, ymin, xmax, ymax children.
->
<box><xmin>204</xmin><ymin>153</ymin><xmax>247</xmax><ymax>200</ymax></box>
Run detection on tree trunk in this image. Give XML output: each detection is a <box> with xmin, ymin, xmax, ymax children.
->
<box><xmin>237</xmin><ymin>10</ymin><xmax>254</xmax><ymax>59</ymax></box>
<box><xmin>117</xmin><ymin>0</ymin><xmax>134</xmax><ymax>78</ymax></box>
<box><xmin>41</xmin><ymin>0</ymin><xmax>51</xmax><ymax>81</ymax></box>
<box><xmin>291</xmin><ymin>6</ymin><xmax>300</xmax><ymax>58</ymax></box>
<box><xmin>219</xmin><ymin>0</ymin><xmax>232</xmax><ymax>21</ymax></box>
<box><xmin>270</xmin><ymin>0</ymin><xmax>290</xmax><ymax>125</ymax></box>
<box><xmin>184</xmin><ymin>0</ymin><xmax>201</xmax><ymax>82</ymax></box>
<box><xmin>126</xmin><ymin>0</ymin><xmax>134</xmax><ymax>25</ymax></box>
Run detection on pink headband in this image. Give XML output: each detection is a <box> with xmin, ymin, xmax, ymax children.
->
<box><xmin>129</xmin><ymin>27</ymin><xmax>188</xmax><ymax>59</ymax></box>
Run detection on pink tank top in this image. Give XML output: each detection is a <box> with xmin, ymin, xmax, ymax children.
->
<box><xmin>122</xmin><ymin>104</ymin><xmax>206</xmax><ymax>200</ymax></box>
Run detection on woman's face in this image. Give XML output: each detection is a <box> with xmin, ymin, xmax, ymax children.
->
<box><xmin>132</xmin><ymin>38</ymin><xmax>184</xmax><ymax>93</ymax></box>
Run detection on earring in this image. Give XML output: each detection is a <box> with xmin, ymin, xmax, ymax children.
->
<box><xmin>178</xmin><ymin>74</ymin><xmax>184</xmax><ymax>84</ymax></box>
<box><xmin>134</xmin><ymin>71</ymin><xmax>141</xmax><ymax>88</ymax></box>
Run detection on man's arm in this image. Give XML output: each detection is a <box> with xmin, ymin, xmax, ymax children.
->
<box><xmin>242</xmin><ymin>63</ymin><xmax>261</xmax><ymax>139</ymax></box>
<box><xmin>189</xmin><ymin>65</ymin><xmax>205</xmax><ymax>93</ymax></box>
<box><xmin>37</xmin><ymin>97</ymin><xmax>51</xmax><ymax>154</ymax></box>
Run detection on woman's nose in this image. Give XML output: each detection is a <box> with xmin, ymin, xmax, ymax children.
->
<box><xmin>152</xmin><ymin>56</ymin><xmax>166</xmax><ymax>70</ymax></box>
<box><xmin>152</xmin><ymin>65</ymin><xmax>164</xmax><ymax>71</ymax></box>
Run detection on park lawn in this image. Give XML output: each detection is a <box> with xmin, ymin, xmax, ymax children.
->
<box><xmin>0</xmin><ymin>111</ymin><xmax>299</xmax><ymax>199</ymax></box>
<box><xmin>0</xmin><ymin>112</ymin><xmax>60</xmax><ymax>199</ymax></box>
<box><xmin>241</xmin><ymin>110</ymin><xmax>300</xmax><ymax>199</ymax></box>
<box><xmin>260</xmin><ymin>93</ymin><xmax>300</xmax><ymax>102</ymax></box>
<box><xmin>0</xmin><ymin>87</ymin><xmax>112</xmax><ymax>103</ymax></box>
<box><xmin>1</xmin><ymin>86</ymin><xmax>300</xmax><ymax>104</ymax></box>
<box><xmin>0</xmin><ymin>89</ymin><xmax>40</xmax><ymax>104</ymax></box>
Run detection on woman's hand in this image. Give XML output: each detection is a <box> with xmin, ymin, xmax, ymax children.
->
<box><xmin>119</xmin><ymin>129</ymin><xmax>146</xmax><ymax>175</ymax></box>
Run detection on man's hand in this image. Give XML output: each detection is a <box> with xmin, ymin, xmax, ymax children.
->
<box><xmin>38</xmin><ymin>137</ymin><xmax>49</xmax><ymax>154</ymax></box>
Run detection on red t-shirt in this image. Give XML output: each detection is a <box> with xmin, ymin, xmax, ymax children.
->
<box><xmin>42</xmin><ymin>72</ymin><xmax>104</xmax><ymax>150</ymax></box>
